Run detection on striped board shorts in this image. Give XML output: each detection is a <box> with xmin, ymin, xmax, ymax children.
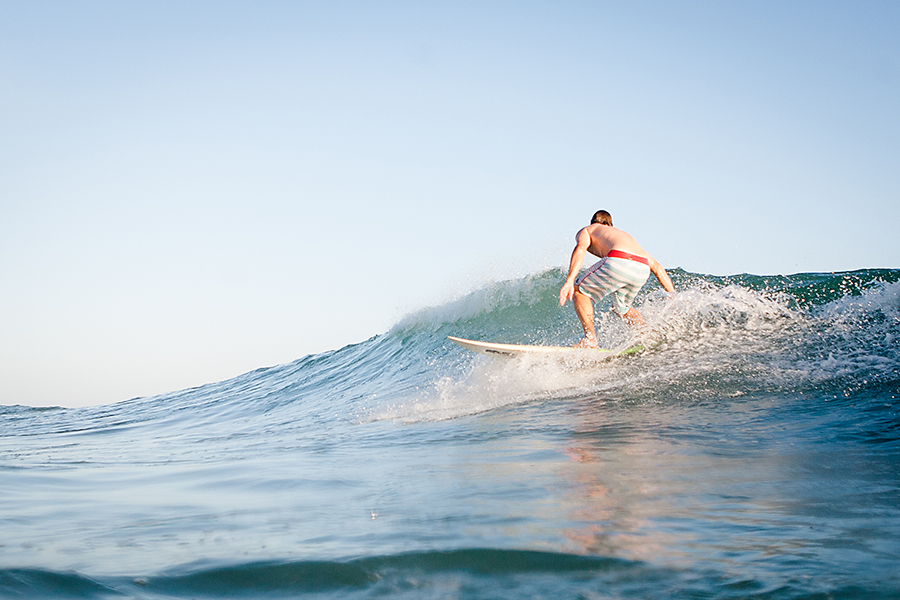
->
<box><xmin>575</xmin><ymin>255</ymin><xmax>651</xmax><ymax>315</ymax></box>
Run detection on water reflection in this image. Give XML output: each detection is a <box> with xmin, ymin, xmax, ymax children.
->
<box><xmin>552</xmin><ymin>395</ymin><xmax>900</xmax><ymax>589</ymax></box>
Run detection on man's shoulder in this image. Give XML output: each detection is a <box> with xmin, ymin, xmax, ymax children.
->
<box><xmin>576</xmin><ymin>225</ymin><xmax>594</xmax><ymax>239</ymax></box>
<box><xmin>586</xmin><ymin>223</ymin><xmax>618</xmax><ymax>238</ymax></box>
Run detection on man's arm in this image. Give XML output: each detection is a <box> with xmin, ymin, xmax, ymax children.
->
<box><xmin>648</xmin><ymin>257</ymin><xmax>675</xmax><ymax>293</ymax></box>
<box><xmin>559</xmin><ymin>228</ymin><xmax>592</xmax><ymax>306</ymax></box>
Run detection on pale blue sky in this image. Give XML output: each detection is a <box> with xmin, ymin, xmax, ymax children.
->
<box><xmin>2</xmin><ymin>1</ymin><xmax>898</xmax><ymax>407</ymax></box>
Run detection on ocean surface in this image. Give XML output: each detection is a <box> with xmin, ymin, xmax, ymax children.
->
<box><xmin>2</xmin><ymin>268</ymin><xmax>899</xmax><ymax>600</ymax></box>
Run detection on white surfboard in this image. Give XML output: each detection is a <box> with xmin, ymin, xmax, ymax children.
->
<box><xmin>447</xmin><ymin>336</ymin><xmax>643</xmax><ymax>359</ymax></box>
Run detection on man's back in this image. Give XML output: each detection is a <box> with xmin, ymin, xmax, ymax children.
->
<box><xmin>583</xmin><ymin>223</ymin><xmax>649</xmax><ymax>259</ymax></box>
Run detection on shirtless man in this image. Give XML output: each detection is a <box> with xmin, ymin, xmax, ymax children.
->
<box><xmin>559</xmin><ymin>210</ymin><xmax>675</xmax><ymax>348</ymax></box>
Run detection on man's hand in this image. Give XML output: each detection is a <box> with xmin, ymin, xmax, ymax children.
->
<box><xmin>559</xmin><ymin>281</ymin><xmax>575</xmax><ymax>306</ymax></box>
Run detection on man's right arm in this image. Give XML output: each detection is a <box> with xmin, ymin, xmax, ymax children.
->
<box><xmin>559</xmin><ymin>228</ymin><xmax>592</xmax><ymax>306</ymax></box>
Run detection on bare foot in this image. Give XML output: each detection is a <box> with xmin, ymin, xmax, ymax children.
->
<box><xmin>572</xmin><ymin>337</ymin><xmax>598</xmax><ymax>349</ymax></box>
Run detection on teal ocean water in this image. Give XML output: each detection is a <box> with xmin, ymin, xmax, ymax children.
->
<box><xmin>2</xmin><ymin>268</ymin><xmax>899</xmax><ymax>599</ymax></box>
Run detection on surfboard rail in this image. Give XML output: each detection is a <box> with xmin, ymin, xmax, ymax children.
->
<box><xmin>447</xmin><ymin>336</ymin><xmax>642</xmax><ymax>358</ymax></box>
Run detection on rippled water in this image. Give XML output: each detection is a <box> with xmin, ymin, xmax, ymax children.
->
<box><xmin>2</xmin><ymin>269</ymin><xmax>899</xmax><ymax>599</ymax></box>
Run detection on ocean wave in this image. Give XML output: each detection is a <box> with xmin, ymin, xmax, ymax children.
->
<box><xmin>4</xmin><ymin>547</ymin><xmax>896</xmax><ymax>600</ymax></box>
<box><xmin>4</xmin><ymin>269</ymin><xmax>897</xmax><ymax>430</ymax></box>
<box><xmin>0</xmin><ymin>550</ymin><xmax>638</xmax><ymax>599</ymax></box>
<box><xmin>363</xmin><ymin>269</ymin><xmax>900</xmax><ymax>423</ymax></box>
<box><xmin>2</xmin><ymin>270</ymin><xmax>898</xmax><ymax>600</ymax></box>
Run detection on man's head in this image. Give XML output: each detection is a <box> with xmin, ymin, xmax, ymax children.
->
<box><xmin>591</xmin><ymin>210</ymin><xmax>613</xmax><ymax>226</ymax></box>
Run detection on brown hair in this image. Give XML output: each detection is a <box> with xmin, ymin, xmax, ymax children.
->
<box><xmin>591</xmin><ymin>210</ymin><xmax>612</xmax><ymax>226</ymax></box>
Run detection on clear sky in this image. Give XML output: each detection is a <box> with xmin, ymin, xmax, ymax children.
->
<box><xmin>2</xmin><ymin>1</ymin><xmax>898</xmax><ymax>408</ymax></box>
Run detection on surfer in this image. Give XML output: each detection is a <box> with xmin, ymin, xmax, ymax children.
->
<box><xmin>559</xmin><ymin>210</ymin><xmax>675</xmax><ymax>348</ymax></box>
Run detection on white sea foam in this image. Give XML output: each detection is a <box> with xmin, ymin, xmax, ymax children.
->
<box><xmin>367</xmin><ymin>274</ymin><xmax>900</xmax><ymax>423</ymax></box>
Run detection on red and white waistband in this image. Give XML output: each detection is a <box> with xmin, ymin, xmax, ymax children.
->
<box><xmin>607</xmin><ymin>249</ymin><xmax>650</xmax><ymax>265</ymax></box>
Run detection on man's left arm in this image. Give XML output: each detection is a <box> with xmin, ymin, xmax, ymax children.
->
<box><xmin>648</xmin><ymin>258</ymin><xmax>675</xmax><ymax>293</ymax></box>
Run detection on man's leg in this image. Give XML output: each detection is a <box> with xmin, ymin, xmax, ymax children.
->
<box><xmin>612</xmin><ymin>276</ymin><xmax>649</xmax><ymax>332</ymax></box>
<box><xmin>572</xmin><ymin>288</ymin><xmax>598</xmax><ymax>348</ymax></box>
<box><xmin>620</xmin><ymin>306</ymin><xmax>646</xmax><ymax>329</ymax></box>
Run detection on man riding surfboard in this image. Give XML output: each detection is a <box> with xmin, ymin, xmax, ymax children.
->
<box><xmin>559</xmin><ymin>210</ymin><xmax>675</xmax><ymax>348</ymax></box>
